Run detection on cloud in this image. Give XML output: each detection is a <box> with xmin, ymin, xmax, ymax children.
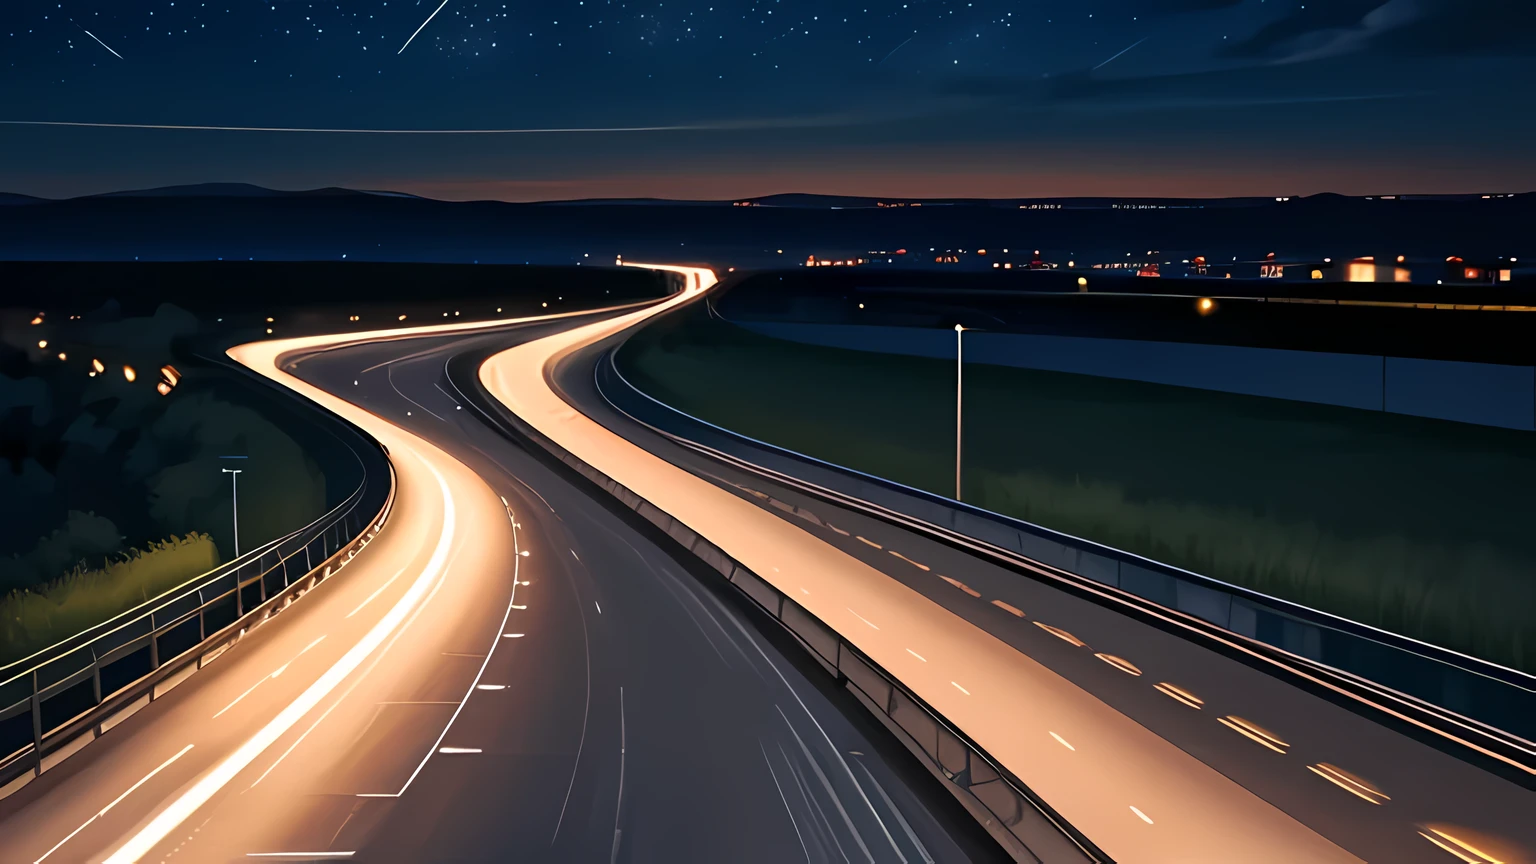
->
<box><xmin>941</xmin><ymin>56</ymin><xmax>1423</xmax><ymax>113</ymax></box>
<box><xmin>1226</xmin><ymin>0</ymin><xmax>1536</xmax><ymax>60</ymax></box>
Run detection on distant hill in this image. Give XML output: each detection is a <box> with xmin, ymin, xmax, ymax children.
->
<box><xmin>90</xmin><ymin>182</ymin><xmax>381</xmax><ymax>200</ymax></box>
<box><xmin>0</xmin><ymin>184</ymin><xmax>1529</xmax><ymax>268</ymax></box>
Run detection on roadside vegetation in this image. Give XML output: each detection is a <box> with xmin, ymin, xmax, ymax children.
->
<box><xmin>0</xmin><ymin>534</ymin><xmax>219</xmax><ymax>664</ymax></box>
<box><xmin>619</xmin><ymin>308</ymin><xmax>1536</xmax><ymax>673</ymax></box>
<box><xmin>1</xmin><ymin>303</ymin><xmax>325</xmax><ymax>663</ymax></box>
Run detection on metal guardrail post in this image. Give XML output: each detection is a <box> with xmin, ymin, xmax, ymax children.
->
<box><xmin>29</xmin><ymin>672</ymin><xmax>41</xmax><ymax>778</ymax></box>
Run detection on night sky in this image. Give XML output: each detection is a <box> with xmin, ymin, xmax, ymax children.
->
<box><xmin>1</xmin><ymin>0</ymin><xmax>1532</xmax><ymax>200</ymax></box>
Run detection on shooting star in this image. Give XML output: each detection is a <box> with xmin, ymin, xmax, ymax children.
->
<box><xmin>877</xmin><ymin>35</ymin><xmax>914</xmax><ymax>66</ymax></box>
<box><xmin>1093</xmin><ymin>36</ymin><xmax>1146</xmax><ymax>71</ymax></box>
<box><xmin>399</xmin><ymin>0</ymin><xmax>451</xmax><ymax>55</ymax></box>
<box><xmin>78</xmin><ymin>27</ymin><xmax>124</xmax><ymax>60</ymax></box>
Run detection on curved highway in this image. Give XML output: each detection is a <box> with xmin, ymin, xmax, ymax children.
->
<box><xmin>0</xmin><ymin>264</ymin><xmax>1530</xmax><ymax>864</ymax></box>
<box><xmin>0</xmin><ymin>290</ymin><xmax>1002</xmax><ymax>863</ymax></box>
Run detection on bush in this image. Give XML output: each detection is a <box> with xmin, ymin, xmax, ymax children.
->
<box><xmin>0</xmin><ymin>533</ymin><xmax>220</xmax><ymax>664</ymax></box>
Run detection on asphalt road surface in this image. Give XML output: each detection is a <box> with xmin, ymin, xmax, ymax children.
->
<box><xmin>0</xmin><ymin>306</ymin><xmax>1008</xmax><ymax>864</ymax></box>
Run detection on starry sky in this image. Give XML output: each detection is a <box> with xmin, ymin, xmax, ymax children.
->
<box><xmin>1</xmin><ymin>0</ymin><xmax>1533</xmax><ymax>200</ymax></box>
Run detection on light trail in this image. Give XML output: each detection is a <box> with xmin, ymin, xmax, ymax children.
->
<box><xmin>101</xmin><ymin>455</ymin><xmax>458</xmax><ymax>864</ymax></box>
<box><xmin>79</xmin><ymin>29</ymin><xmax>124</xmax><ymax>60</ymax></box>
<box><xmin>398</xmin><ymin>0</ymin><xmax>452</xmax><ymax>55</ymax></box>
<box><xmin>1093</xmin><ymin>36</ymin><xmax>1147</xmax><ymax>71</ymax></box>
<box><xmin>0</xmin><ymin>120</ymin><xmax>708</xmax><ymax>135</ymax></box>
<box><xmin>32</xmin><ymin>745</ymin><xmax>192</xmax><ymax>863</ymax></box>
<box><xmin>474</xmin><ymin>263</ymin><xmax>1366</xmax><ymax>863</ymax></box>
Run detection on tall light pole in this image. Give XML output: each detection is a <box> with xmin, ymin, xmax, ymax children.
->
<box><xmin>222</xmin><ymin>468</ymin><xmax>243</xmax><ymax>558</ymax></box>
<box><xmin>954</xmin><ymin>324</ymin><xmax>964</xmax><ymax>501</ymax></box>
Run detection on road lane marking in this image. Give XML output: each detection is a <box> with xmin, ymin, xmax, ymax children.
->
<box><xmin>246</xmin><ymin>853</ymin><xmax>355</xmax><ymax>859</ymax></box>
<box><xmin>906</xmin><ymin>649</ymin><xmax>928</xmax><ymax>662</ymax></box>
<box><xmin>855</xmin><ymin>536</ymin><xmax>883</xmax><ymax>549</ymax></box>
<box><xmin>380</xmin><ymin>503</ymin><xmax>526</xmax><ymax>799</ymax></box>
<box><xmin>1130</xmin><ymin>806</ymin><xmax>1154</xmax><ymax>825</ymax></box>
<box><xmin>346</xmin><ymin>566</ymin><xmax>409</xmax><ymax>618</ymax></box>
<box><xmin>990</xmin><ymin>599</ymin><xmax>1025</xmax><ymax>618</ymax></box>
<box><xmin>888</xmin><ymin>550</ymin><xmax>930</xmax><ymax>571</ymax></box>
<box><xmin>438</xmin><ymin>747</ymin><xmax>482</xmax><ymax>754</ymax></box>
<box><xmin>34</xmin><ymin>744</ymin><xmax>194</xmax><ymax>864</ymax></box>
<box><xmin>846</xmin><ymin>608</ymin><xmax>880</xmax><ymax>630</ymax></box>
<box><xmin>951</xmin><ymin>681</ymin><xmax>971</xmax><ymax>696</ymax></box>
<box><xmin>213</xmin><ymin>637</ymin><xmax>326</xmax><ymax>719</ymax></box>
<box><xmin>1050</xmin><ymin>732</ymin><xmax>1075</xmax><ymax>751</ymax></box>
<box><xmin>476</xmin><ymin>684</ymin><xmax>507</xmax><ymax>691</ymax></box>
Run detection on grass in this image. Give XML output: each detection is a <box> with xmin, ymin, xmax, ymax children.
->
<box><xmin>619</xmin><ymin>310</ymin><xmax>1536</xmax><ymax>673</ymax></box>
<box><xmin>0</xmin><ymin>534</ymin><xmax>221</xmax><ymax>666</ymax></box>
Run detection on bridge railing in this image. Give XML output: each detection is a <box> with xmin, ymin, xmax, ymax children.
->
<box><xmin>0</xmin><ymin>355</ymin><xmax>393</xmax><ymax>799</ymax></box>
<box><xmin>596</xmin><ymin>346</ymin><xmax>1536</xmax><ymax>752</ymax></box>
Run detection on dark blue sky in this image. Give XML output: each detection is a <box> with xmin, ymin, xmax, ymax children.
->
<box><xmin>1</xmin><ymin>0</ymin><xmax>1532</xmax><ymax>199</ymax></box>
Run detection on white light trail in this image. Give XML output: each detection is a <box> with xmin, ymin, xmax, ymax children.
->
<box><xmin>102</xmin><ymin>455</ymin><xmax>457</xmax><ymax>864</ymax></box>
<box><xmin>1093</xmin><ymin>36</ymin><xmax>1147</xmax><ymax>71</ymax></box>
<box><xmin>0</xmin><ymin>120</ymin><xmax>704</xmax><ymax>135</ymax></box>
<box><xmin>80</xmin><ymin>29</ymin><xmax>123</xmax><ymax>60</ymax></box>
<box><xmin>398</xmin><ymin>0</ymin><xmax>452</xmax><ymax>55</ymax></box>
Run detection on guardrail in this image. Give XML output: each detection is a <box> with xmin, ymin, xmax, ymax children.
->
<box><xmin>0</xmin><ymin>355</ymin><xmax>395</xmax><ymax>799</ymax></box>
<box><xmin>444</xmin><ymin>351</ymin><xmax>1105</xmax><ymax>864</ymax></box>
<box><xmin>596</xmin><ymin>347</ymin><xmax>1536</xmax><ymax>761</ymax></box>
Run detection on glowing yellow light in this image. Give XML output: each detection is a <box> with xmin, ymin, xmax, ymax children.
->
<box><xmin>990</xmin><ymin>599</ymin><xmax>1024</xmax><ymax>617</ymax></box>
<box><xmin>1034</xmin><ymin>621</ymin><xmax>1086</xmax><ymax>647</ymax></box>
<box><xmin>157</xmin><ymin>382</ymin><xmax>172</xmax><ymax>396</ymax></box>
<box><xmin>30</xmin><ymin>316</ymin><xmax>44</xmax><ymax>325</ymax></box>
<box><xmin>1094</xmin><ymin>653</ymin><xmax>1142</xmax><ymax>676</ymax></box>
<box><xmin>399</xmin><ymin>314</ymin><xmax>408</xmax><ymax>321</ymax></box>
<box><xmin>122</xmin><ymin>365</ymin><xmax>137</xmax><ymax>382</ymax></box>
<box><xmin>1218</xmin><ymin>716</ymin><xmax>1288</xmax><ymax>753</ymax></box>
<box><xmin>37</xmin><ymin>340</ymin><xmax>48</xmax><ymax>349</ymax></box>
<box><xmin>1197</xmin><ymin>297</ymin><xmax>1216</xmax><ymax>315</ymax></box>
<box><xmin>91</xmin><ymin>358</ymin><xmax>105</xmax><ymax>374</ymax></box>
<box><xmin>1154</xmin><ymin>682</ymin><xmax>1204</xmax><ymax>709</ymax></box>
<box><xmin>57</xmin><ymin>352</ymin><xmax>67</xmax><ymax>361</ymax></box>
<box><xmin>1076</xmin><ymin>276</ymin><xmax>1088</xmax><ymax>287</ymax></box>
<box><xmin>1307</xmin><ymin>763</ymin><xmax>1389</xmax><ymax>805</ymax></box>
<box><xmin>1416</xmin><ymin>827</ymin><xmax>1506</xmax><ymax>864</ymax></box>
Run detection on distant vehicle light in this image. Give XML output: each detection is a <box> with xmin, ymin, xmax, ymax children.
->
<box><xmin>122</xmin><ymin>365</ymin><xmax>137</xmax><ymax>382</ymax></box>
<box><xmin>1076</xmin><ymin>276</ymin><xmax>1088</xmax><ymax>288</ymax></box>
<box><xmin>1197</xmin><ymin>297</ymin><xmax>1216</xmax><ymax>315</ymax></box>
<box><xmin>92</xmin><ymin>358</ymin><xmax>105</xmax><ymax>374</ymax></box>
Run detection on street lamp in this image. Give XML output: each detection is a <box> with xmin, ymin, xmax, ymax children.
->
<box><xmin>222</xmin><ymin>468</ymin><xmax>243</xmax><ymax>557</ymax></box>
<box><xmin>954</xmin><ymin>324</ymin><xmax>964</xmax><ymax>501</ymax></box>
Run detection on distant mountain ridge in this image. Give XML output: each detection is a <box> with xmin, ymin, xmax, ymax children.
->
<box><xmin>3</xmin><ymin>182</ymin><xmax>1528</xmax><ymax>209</ymax></box>
<box><xmin>1</xmin><ymin>182</ymin><xmax>1529</xmax><ymax>269</ymax></box>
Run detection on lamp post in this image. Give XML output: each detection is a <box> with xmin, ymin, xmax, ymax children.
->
<box><xmin>954</xmin><ymin>324</ymin><xmax>964</xmax><ymax>501</ymax></box>
<box><xmin>222</xmin><ymin>468</ymin><xmax>243</xmax><ymax>558</ymax></box>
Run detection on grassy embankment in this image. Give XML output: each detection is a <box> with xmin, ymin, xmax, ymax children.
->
<box><xmin>0</xmin><ymin>534</ymin><xmax>220</xmax><ymax>665</ymax></box>
<box><xmin>619</xmin><ymin>312</ymin><xmax>1536</xmax><ymax>673</ymax></box>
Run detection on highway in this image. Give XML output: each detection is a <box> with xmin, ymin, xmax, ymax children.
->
<box><xmin>0</xmin><ymin>294</ymin><xmax>1003</xmax><ymax>863</ymax></box>
<box><xmin>0</xmin><ymin>263</ymin><xmax>1530</xmax><ymax>863</ymax></box>
<box><xmin>474</xmin><ymin>267</ymin><xmax>1536</xmax><ymax>864</ymax></box>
